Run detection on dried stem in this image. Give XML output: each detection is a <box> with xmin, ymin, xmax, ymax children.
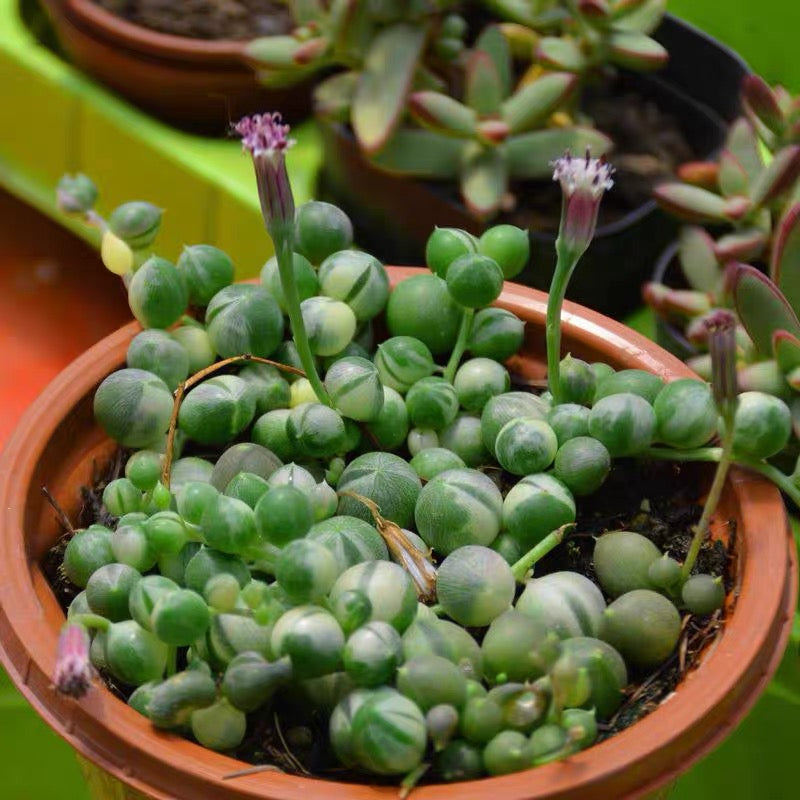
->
<box><xmin>41</xmin><ymin>486</ymin><xmax>76</xmax><ymax>536</ymax></box>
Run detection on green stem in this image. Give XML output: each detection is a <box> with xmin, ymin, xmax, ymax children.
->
<box><xmin>71</xmin><ymin>613</ymin><xmax>110</xmax><ymax>632</ymax></box>
<box><xmin>546</xmin><ymin>249</ymin><xmax>576</xmax><ymax>404</ymax></box>
<box><xmin>428</xmin><ymin>603</ymin><xmax>445</xmax><ymax>617</ymax></box>
<box><xmin>275</xmin><ymin>237</ymin><xmax>330</xmax><ymax>406</ymax></box>
<box><xmin>511</xmin><ymin>524</ymin><xmax>572</xmax><ymax>582</ymax></box>
<box><xmin>444</xmin><ymin>307</ymin><xmax>475</xmax><ymax>383</ymax></box>
<box><xmin>166</xmin><ymin>645</ymin><xmax>178</xmax><ymax>677</ymax></box>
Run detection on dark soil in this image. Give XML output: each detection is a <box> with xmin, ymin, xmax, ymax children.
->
<box><xmin>43</xmin><ymin>451</ymin><xmax>732</xmax><ymax>783</ymax></box>
<box><xmin>92</xmin><ymin>0</ymin><xmax>292</xmax><ymax>40</ymax></box>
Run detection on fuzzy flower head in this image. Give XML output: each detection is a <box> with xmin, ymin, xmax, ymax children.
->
<box><xmin>552</xmin><ymin>149</ymin><xmax>614</xmax><ymax>261</ymax></box>
<box><xmin>53</xmin><ymin>623</ymin><xmax>92</xmax><ymax>699</ymax></box>
<box><xmin>236</xmin><ymin>112</ymin><xmax>296</xmax><ymax>237</ymax></box>
<box><xmin>704</xmin><ymin>309</ymin><xmax>738</xmax><ymax>421</ymax></box>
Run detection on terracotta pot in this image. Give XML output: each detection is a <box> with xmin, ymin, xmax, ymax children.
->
<box><xmin>0</xmin><ymin>268</ymin><xmax>795</xmax><ymax>800</ymax></box>
<box><xmin>317</xmin><ymin>15</ymin><xmax>750</xmax><ymax>319</ymax></box>
<box><xmin>39</xmin><ymin>0</ymin><xmax>310</xmax><ymax>132</ymax></box>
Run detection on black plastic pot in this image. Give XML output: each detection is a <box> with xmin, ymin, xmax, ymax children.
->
<box><xmin>317</xmin><ymin>14</ymin><xmax>749</xmax><ymax>319</ymax></box>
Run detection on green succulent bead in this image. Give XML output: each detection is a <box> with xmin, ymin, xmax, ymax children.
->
<box><xmin>406</xmin><ymin>377</ymin><xmax>459</xmax><ymax>430</ymax></box>
<box><xmin>547</xmin><ymin>403</ymin><xmax>590</xmax><ymax>446</ymax></box>
<box><xmin>273</xmin><ymin>340</ymin><xmax>310</xmax><ymax>382</ymax></box>
<box><xmin>415</xmin><ymin>468</ymin><xmax>502</xmax><ymax>555</ymax></box>
<box><xmin>127</xmin><ymin>681</ymin><xmax>158</xmax><ymax>718</ymax></box>
<box><xmin>57</xmin><ymin>173</ymin><xmax>98</xmax><ymax>214</ymax></box>
<box><xmin>205</xmin><ymin>612</ymin><xmax>272</xmax><ymax>667</ymax></box>
<box><xmin>254</xmin><ymin>485</ymin><xmax>313</xmax><ymax>547</ymax></box>
<box><xmin>153</xmin><ymin>588</ymin><xmax>211</xmax><ymax>646</ymax></box>
<box><xmin>593</xmin><ymin>530</ymin><xmax>661</xmax><ymax>598</ymax></box>
<box><xmin>158</xmin><ymin>542</ymin><xmax>202</xmax><ymax>586</ymax></box>
<box><xmin>426</xmin><ymin>703</ymin><xmax>460</xmax><ymax>751</ymax></box>
<box><xmin>407</xmin><ymin>427</ymin><xmax>439</xmax><ymax>455</ymax></box>
<box><xmin>126</xmin><ymin>330</ymin><xmax>189</xmax><ymax>392</ymax></box>
<box><xmin>409</xmin><ymin>447</ymin><xmax>466</xmax><ymax>481</ymax></box>
<box><xmin>170</xmin><ymin>325</ymin><xmax>216</xmax><ymax>373</ymax></box>
<box><xmin>594</xmin><ymin>369</ymin><xmax>665</xmax><ymax>405</ymax></box>
<box><xmin>294</xmin><ymin>200</ymin><xmax>353</xmax><ymax>264</ymax></box>
<box><xmin>516</xmin><ymin>571</ymin><xmax>606</xmax><ymax>638</ymax></box>
<box><xmin>171</xmin><ymin>457</ymin><xmax>214</xmax><ymax>491</ymax></box>
<box><xmin>94</xmin><ymin>368</ymin><xmax>173</xmax><ymax>448</ymax></box>
<box><xmin>490</xmin><ymin>533</ymin><xmax>524</xmax><ymax>565</ymax></box>
<box><xmin>343</xmin><ymin>620</ymin><xmax>404</xmax><ymax>687</ymax></box>
<box><xmin>653</xmin><ymin>379</ymin><xmax>717</xmax><ymax>449</ymax></box>
<box><xmin>318</xmin><ymin>250</ymin><xmax>390</xmax><ymax>321</ymax></box>
<box><xmin>108</xmin><ymin>201</ymin><xmax>162</xmax><ymax>249</ymax></box>
<box><xmin>502</xmin><ymin>474</ymin><xmax>575</xmax><ymax>549</ymax></box>
<box><xmin>454</xmin><ymin>358</ymin><xmax>510</xmax><ymax>413</ymax></box>
<box><xmin>364</xmin><ymin>386</ymin><xmax>410</xmax><ymax>450</ymax></box>
<box><xmin>558</xmin><ymin>355</ymin><xmax>596</xmax><ymax>406</ymax></box>
<box><xmin>553</xmin><ymin>436</ymin><xmax>611</xmax><ymax>496</ymax></box>
<box><xmin>106</xmin><ymin>620</ymin><xmax>168</xmax><ymax>686</ymax></box>
<box><xmin>252</xmin><ymin>409</ymin><xmax>294</xmax><ymax>461</ymax></box>
<box><xmin>200</xmin><ymin>572</ymin><xmax>239</xmax><ymax>612</ymax></box>
<box><xmin>481</xmin><ymin>609</ymin><xmax>559</xmax><ymax>684</ymax></box>
<box><xmin>374</xmin><ymin>336</ymin><xmax>436</xmax><ymax>393</ymax></box>
<box><xmin>179</xmin><ymin>375</ymin><xmax>255</xmax><ymax>445</ymax></box>
<box><xmin>446</xmin><ymin>254</ymin><xmax>504</xmax><ymax>308</ymax></box>
<box><xmin>128</xmin><ymin>257</ymin><xmax>187</xmax><ymax>329</ymax></box>
<box><xmin>601</xmin><ymin>590</ymin><xmax>681</xmax><ymax>669</ymax></box>
<box><xmin>224</xmin><ymin>471</ymin><xmax>269</xmax><ymax>509</ymax></box>
<box><xmin>337</xmin><ymin>452</ymin><xmax>421</xmax><ymax>529</ymax></box>
<box><xmin>481</xmin><ymin>391</ymin><xmax>549</xmax><ymax>456</ymax></box>
<box><xmin>561</xmin><ymin>707</ymin><xmax>598</xmax><ymax>749</ymax></box>
<box><xmin>397</xmin><ymin>654</ymin><xmax>467</xmax><ymax>711</ymax></box>
<box><xmin>211</xmin><ymin>443</ymin><xmax>282</xmax><ymax>491</ymax></box>
<box><xmin>260</xmin><ymin>251</ymin><xmax>318</xmax><ymax>311</ymax></box>
<box><xmin>468</xmin><ymin>307</ymin><xmax>525</xmax><ymax>361</ymax></box>
<box><xmin>591</xmin><ymin>362</ymin><xmax>615</xmax><ymax>383</ymax></box>
<box><xmin>285</xmin><ymin>402</ymin><xmax>346</xmax><ymax>457</ymax></box>
<box><xmin>191</xmin><ymin>699</ymin><xmax>247</xmax><ymax>751</ymax></box>
<box><xmin>330</xmin><ymin>561</ymin><xmax>418</xmax><ymax>633</ymax></box>
<box><xmin>271</xmin><ymin>605</ymin><xmax>345</xmax><ymax>679</ymax></box>
<box><xmin>332</xmin><ymin>589</ymin><xmax>374</xmax><ymax>636</ymax></box>
<box><xmin>436</xmin><ymin>740</ymin><xmax>485</xmax><ymax>781</ymax></box>
<box><xmin>177</xmin><ymin>245</ymin><xmax>235</xmax><ymax>306</ymax></box>
<box><xmin>440</xmin><ymin>413</ymin><xmax>489</xmax><ymax>467</ymax></box>
<box><xmin>483</xmin><ymin>730</ymin><xmax>533</xmax><ymax>776</ymax></box>
<box><xmin>324</xmin><ymin>356</ymin><xmax>384</xmax><ymax>421</ymax></box>
<box><xmin>681</xmin><ymin>574</ymin><xmax>725</xmax><ymax>615</ymax></box>
<box><xmin>63</xmin><ymin>528</ymin><xmax>114</xmax><ymax>587</ymax></box>
<box><xmin>201</xmin><ymin>494</ymin><xmax>258</xmax><ymax>555</ymax></box>
<box><xmin>103</xmin><ymin>478</ymin><xmax>142</xmax><ymax>517</ymax></box>
<box><xmin>402</xmin><ymin>619</ymin><xmax>482</xmax><ymax>680</ymax></box>
<box><xmin>459</xmin><ymin>696</ymin><xmax>503</xmax><ymax>744</ymax></box>
<box><xmin>222</xmin><ymin>652</ymin><xmax>293</xmax><ymax>712</ymax></box>
<box><xmin>322</xmin><ymin>341</ymin><xmax>371</xmax><ymax>371</ymax></box>
<box><xmin>436</xmin><ymin>545</ymin><xmax>515</xmax><ymax>627</ymax></box>
<box><xmin>206</xmin><ymin>284</ymin><xmax>283</xmax><ymax>359</ymax></box>
<box><xmin>495</xmin><ymin>418</ymin><xmax>558</xmax><ymax>475</ymax></box>
<box><xmin>176</xmin><ymin>482</ymin><xmax>219</xmax><ymax>526</ymax></box>
<box><xmin>238</xmin><ymin>363</ymin><xmax>291</xmax><ymax>415</ymax></box>
<box><xmin>530</xmin><ymin>723</ymin><xmax>567</xmax><ymax>764</ymax></box>
<box><xmin>184</xmin><ymin>547</ymin><xmax>249</xmax><ymax>595</ymax></box>
<box><xmin>487</xmin><ymin>682</ymin><xmax>548</xmax><ymax>734</ymax></box>
<box><xmin>648</xmin><ymin>554</ymin><xmax>683</xmax><ymax>590</ymax></box>
<box><xmin>301</xmin><ymin>296</ymin><xmax>358</xmax><ymax>356</ymax></box>
<box><xmin>276</xmin><ymin>539</ymin><xmax>340</xmax><ymax>603</ymax></box>
<box><xmin>112</xmin><ymin>522</ymin><xmax>157</xmax><ymax>571</ymax></box>
<box><xmin>308</xmin><ymin>515</ymin><xmax>389</xmax><ymax>571</ymax></box>
<box><xmin>731</xmin><ymin>391</ymin><xmax>791</xmax><ymax>459</ymax></box>
<box><xmin>426</xmin><ymin>227</ymin><xmax>479</xmax><ymax>278</ymax></box>
<box><xmin>86</xmin><ymin>563</ymin><xmax>141</xmax><ymax>621</ymax></box>
<box><xmin>267</xmin><ymin>461</ymin><xmax>318</xmax><ymax>492</ymax></box>
<box><xmin>588</xmin><ymin>392</ymin><xmax>656</xmax><ymax>457</ymax></box>
<box><xmin>148</xmin><ymin>670</ymin><xmax>217</xmax><ymax>728</ymax></box>
<box><xmin>387</xmin><ymin>274</ymin><xmax>462</xmax><ymax>355</ymax></box>
<box><xmin>125</xmin><ymin>450</ymin><xmax>163</xmax><ymax>492</ymax></box>
<box><xmin>478</xmin><ymin>224</ymin><xmax>529</xmax><ymax>279</ymax></box>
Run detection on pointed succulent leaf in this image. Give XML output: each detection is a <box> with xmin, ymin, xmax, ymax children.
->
<box><xmin>501</xmin><ymin>73</ymin><xmax>577</xmax><ymax>134</ymax></box>
<box><xmin>653</xmin><ymin>183</ymin><xmax>728</xmax><ymax>222</ymax></box>
<box><xmin>370</xmin><ymin>130</ymin><xmax>464</xmax><ymax>177</ymax></box>
<box><xmin>536</xmin><ymin>37</ymin><xmax>588</xmax><ymax>73</ymax></box>
<box><xmin>608</xmin><ymin>31</ymin><xmax>668</xmax><ymax>71</ymax></box>
<box><xmin>678</xmin><ymin>225</ymin><xmax>720</xmax><ymax>294</ymax></box>
<box><xmin>722</xmin><ymin>195</ymin><xmax>753</xmax><ymax>221</ymax></box>
<box><xmin>352</xmin><ymin>23</ymin><xmax>427</xmax><ymax>154</ymax></box>
<box><xmin>773</xmin><ymin>330</ymin><xmax>800</xmax><ymax>374</ymax></box>
<box><xmin>294</xmin><ymin>37</ymin><xmax>330</xmax><ymax>64</ymax></box>
<box><xmin>313</xmin><ymin>71</ymin><xmax>359</xmax><ymax>121</ymax></box>
<box><xmin>742</xmin><ymin>75</ymin><xmax>786</xmax><ymax>135</ymax></box>
<box><xmin>460</xmin><ymin>145</ymin><xmax>508</xmax><ymax>219</ymax></box>
<box><xmin>506</xmin><ymin>127</ymin><xmax>613</xmax><ymax>179</ymax></box>
<box><xmin>474</xmin><ymin>25</ymin><xmax>512</xmax><ymax>99</ymax></box>
<box><xmin>713</xmin><ymin>228</ymin><xmax>769</xmax><ymax>262</ymax></box>
<box><xmin>413</xmin><ymin>65</ymin><xmax>447</xmax><ymax>93</ymax></box>
<box><xmin>408</xmin><ymin>92</ymin><xmax>478</xmax><ymax>139</ymax></box>
<box><xmin>500</xmin><ymin>23</ymin><xmax>540</xmax><ymax>59</ymax></box>
<box><xmin>718</xmin><ymin>150</ymin><xmax>750</xmax><ymax>197</ymax></box>
<box><xmin>771</xmin><ymin>203</ymin><xmax>800</xmax><ymax>309</ymax></box>
<box><xmin>480</xmin><ymin>0</ymin><xmax>567</xmax><ymax>28</ymax></box>
<box><xmin>786</xmin><ymin>366</ymin><xmax>800</xmax><ymax>392</ymax></box>
<box><xmin>578</xmin><ymin>0</ymin><xmax>612</xmax><ymax>20</ymax></box>
<box><xmin>725</xmin><ymin>118</ymin><xmax>764</xmax><ymax>183</ymax></box>
<box><xmin>613</xmin><ymin>0</ymin><xmax>666</xmax><ymax>33</ymax></box>
<box><xmin>331</xmin><ymin>0</ymin><xmax>369</xmax><ymax>52</ymax></box>
<box><xmin>737</xmin><ymin>360</ymin><xmax>790</xmax><ymax>396</ymax></box>
<box><xmin>477</xmin><ymin>119</ymin><xmax>511</xmax><ymax>144</ymax></box>
<box><xmin>749</xmin><ymin>145</ymin><xmax>800</xmax><ymax>207</ymax></box>
<box><xmin>732</xmin><ymin>264</ymin><xmax>800</xmax><ymax>356</ymax></box>
<box><xmin>466</xmin><ymin>50</ymin><xmax>505</xmax><ymax>116</ymax></box>
<box><xmin>676</xmin><ymin>161</ymin><xmax>719</xmax><ymax>190</ymax></box>
<box><xmin>245</xmin><ymin>35</ymin><xmax>314</xmax><ymax>68</ymax></box>
<box><xmin>612</xmin><ymin>0</ymin><xmax>651</xmax><ymax>15</ymax></box>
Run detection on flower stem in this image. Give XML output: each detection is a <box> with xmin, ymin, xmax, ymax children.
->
<box><xmin>511</xmin><ymin>524</ymin><xmax>572</xmax><ymax>582</ymax></box>
<box><xmin>546</xmin><ymin>249</ymin><xmax>576</xmax><ymax>405</ymax></box>
<box><xmin>444</xmin><ymin>307</ymin><xmax>475</xmax><ymax>383</ymax></box>
<box><xmin>70</xmin><ymin>613</ymin><xmax>111</xmax><ymax>633</ymax></box>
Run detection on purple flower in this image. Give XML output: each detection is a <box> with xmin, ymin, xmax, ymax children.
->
<box><xmin>704</xmin><ymin>309</ymin><xmax>738</xmax><ymax>420</ymax></box>
<box><xmin>235</xmin><ymin>113</ymin><xmax>296</xmax><ymax>237</ymax></box>
<box><xmin>53</xmin><ymin>623</ymin><xmax>92</xmax><ymax>699</ymax></box>
<box><xmin>552</xmin><ymin>149</ymin><xmax>614</xmax><ymax>260</ymax></box>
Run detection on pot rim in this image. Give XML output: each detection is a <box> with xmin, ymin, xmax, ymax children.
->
<box><xmin>0</xmin><ymin>269</ymin><xmax>795</xmax><ymax>800</ymax></box>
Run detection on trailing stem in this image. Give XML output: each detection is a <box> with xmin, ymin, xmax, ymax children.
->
<box><xmin>511</xmin><ymin>524</ymin><xmax>573</xmax><ymax>582</ymax></box>
<box><xmin>444</xmin><ymin>307</ymin><xmax>475</xmax><ymax>383</ymax></box>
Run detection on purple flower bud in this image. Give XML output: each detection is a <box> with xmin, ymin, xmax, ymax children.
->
<box><xmin>53</xmin><ymin>623</ymin><xmax>92</xmax><ymax>699</ymax></box>
<box><xmin>235</xmin><ymin>113</ymin><xmax>296</xmax><ymax>238</ymax></box>
<box><xmin>704</xmin><ymin>309</ymin><xmax>738</xmax><ymax>420</ymax></box>
<box><xmin>552</xmin><ymin>149</ymin><xmax>614</xmax><ymax>261</ymax></box>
